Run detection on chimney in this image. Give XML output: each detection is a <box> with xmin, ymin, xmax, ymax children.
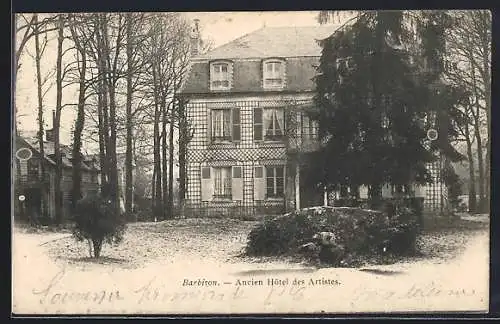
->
<box><xmin>45</xmin><ymin>110</ymin><xmax>56</xmax><ymax>142</ymax></box>
<box><xmin>190</xmin><ymin>18</ymin><xmax>201</xmax><ymax>57</ymax></box>
<box><xmin>46</xmin><ymin>129</ymin><xmax>54</xmax><ymax>142</ymax></box>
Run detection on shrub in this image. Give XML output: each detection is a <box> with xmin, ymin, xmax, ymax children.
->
<box><xmin>244</xmin><ymin>206</ymin><xmax>420</xmax><ymax>266</ymax></box>
<box><xmin>72</xmin><ymin>193</ymin><xmax>126</xmax><ymax>258</ymax></box>
<box><xmin>385</xmin><ymin>206</ymin><xmax>420</xmax><ymax>255</ymax></box>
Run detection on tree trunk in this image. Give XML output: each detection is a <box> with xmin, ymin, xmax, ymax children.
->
<box><xmin>152</xmin><ymin>65</ymin><xmax>163</xmax><ymax>219</ymax></box>
<box><xmin>473</xmin><ymin>118</ymin><xmax>486</xmax><ymax>212</ymax></box>
<box><xmin>71</xmin><ymin>43</ymin><xmax>86</xmax><ymax>209</ymax></box>
<box><xmin>97</xmin><ymin>83</ymin><xmax>107</xmax><ymax>189</ymax></box>
<box><xmin>178</xmin><ymin>99</ymin><xmax>188</xmax><ymax>208</ymax></box>
<box><xmin>168</xmin><ymin>103</ymin><xmax>175</xmax><ymax>219</ymax></box>
<box><xmin>479</xmin><ymin>10</ymin><xmax>491</xmax><ymax>212</ymax></box>
<box><xmin>95</xmin><ymin>16</ymin><xmax>109</xmax><ymax>191</ymax></box>
<box><xmin>102</xmin><ymin>13</ymin><xmax>120</xmax><ymax>216</ymax></box>
<box><xmin>368</xmin><ymin>184</ymin><xmax>382</xmax><ymax>210</ymax></box>
<box><xmin>54</xmin><ymin>15</ymin><xmax>64</xmax><ymax>225</ymax></box>
<box><xmin>464</xmin><ymin>121</ymin><xmax>477</xmax><ymax>213</ymax></box>
<box><xmin>34</xmin><ymin>14</ymin><xmax>47</xmax><ymax>218</ymax></box>
<box><xmin>482</xmin><ymin>69</ymin><xmax>491</xmax><ymax>212</ymax></box>
<box><xmin>92</xmin><ymin>238</ymin><xmax>103</xmax><ymax>258</ymax></box>
<box><xmin>107</xmin><ymin>80</ymin><xmax>120</xmax><ymax>215</ymax></box>
<box><xmin>125</xmin><ymin>13</ymin><xmax>134</xmax><ymax>221</ymax></box>
<box><xmin>161</xmin><ymin>101</ymin><xmax>168</xmax><ymax>220</ymax></box>
<box><xmin>87</xmin><ymin>239</ymin><xmax>93</xmax><ymax>258</ymax></box>
<box><xmin>467</xmin><ymin>33</ymin><xmax>486</xmax><ymax>213</ymax></box>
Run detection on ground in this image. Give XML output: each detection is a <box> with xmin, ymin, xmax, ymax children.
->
<box><xmin>12</xmin><ymin>213</ymin><xmax>489</xmax><ymax>314</ymax></box>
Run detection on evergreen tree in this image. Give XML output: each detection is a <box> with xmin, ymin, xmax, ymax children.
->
<box><xmin>309</xmin><ymin>11</ymin><xmax>464</xmax><ymax>203</ymax></box>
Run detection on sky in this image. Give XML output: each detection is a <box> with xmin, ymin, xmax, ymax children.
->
<box><xmin>15</xmin><ymin>11</ymin><xmax>339</xmax><ymax>150</ymax></box>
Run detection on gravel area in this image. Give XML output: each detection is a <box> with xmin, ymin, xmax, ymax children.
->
<box><xmin>42</xmin><ymin>218</ymin><xmax>259</xmax><ymax>269</ymax></box>
<box><xmin>13</xmin><ymin>214</ymin><xmax>489</xmax><ymax>314</ymax></box>
<box><xmin>38</xmin><ymin>215</ymin><xmax>489</xmax><ymax>270</ymax></box>
<box><xmin>417</xmin><ymin>217</ymin><xmax>489</xmax><ymax>261</ymax></box>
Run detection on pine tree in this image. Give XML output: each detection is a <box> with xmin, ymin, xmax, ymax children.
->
<box><xmin>309</xmin><ymin>11</ymin><xmax>464</xmax><ymax>205</ymax></box>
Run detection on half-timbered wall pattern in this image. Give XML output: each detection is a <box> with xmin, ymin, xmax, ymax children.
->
<box><xmin>185</xmin><ymin>95</ymin><xmax>314</xmax><ymax>216</ymax></box>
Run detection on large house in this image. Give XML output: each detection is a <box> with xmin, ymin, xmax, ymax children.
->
<box><xmin>13</xmin><ymin>130</ymin><xmax>100</xmax><ymax>223</ymax></box>
<box><xmin>179</xmin><ymin>24</ymin><xmax>449</xmax><ymax>218</ymax></box>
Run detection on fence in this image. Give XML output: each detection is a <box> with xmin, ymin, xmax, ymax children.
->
<box><xmin>177</xmin><ymin>196</ymin><xmax>426</xmax><ymax>222</ymax></box>
<box><xmin>181</xmin><ymin>201</ymin><xmax>288</xmax><ymax>220</ymax></box>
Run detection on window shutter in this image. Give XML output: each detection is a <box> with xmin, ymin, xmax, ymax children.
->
<box><xmin>232</xmin><ymin>108</ymin><xmax>241</xmax><ymax>141</ymax></box>
<box><xmin>254</xmin><ymin>108</ymin><xmax>263</xmax><ymax>141</ymax></box>
<box><xmin>253</xmin><ymin>166</ymin><xmax>265</xmax><ymax>201</ymax></box>
<box><xmin>232</xmin><ymin>166</ymin><xmax>243</xmax><ymax>201</ymax></box>
<box><xmin>207</xmin><ymin>109</ymin><xmax>212</xmax><ymax>144</ymax></box>
<box><xmin>382</xmin><ymin>184</ymin><xmax>393</xmax><ymax>198</ymax></box>
<box><xmin>413</xmin><ymin>184</ymin><xmax>426</xmax><ymax>198</ymax></box>
<box><xmin>201</xmin><ymin>166</ymin><xmax>214</xmax><ymax>201</ymax></box>
<box><xmin>19</xmin><ymin>160</ymin><xmax>28</xmax><ymax>176</ymax></box>
<box><xmin>359</xmin><ymin>185</ymin><xmax>369</xmax><ymax>199</ymax></box>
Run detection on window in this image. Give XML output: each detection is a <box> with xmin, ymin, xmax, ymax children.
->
<box><xmin>301</xmin><ymin>114</ymin><xmax>319</xmax><ymax>140</ymax></box>
<box><xmin>254</xmin><ymin>166</ymin><xmax>263</xmax><ymax>178</ymax></box>
<box><xmin>213</xmin><ymin>167</ymin><xmax>232</xmax><ymax>199</ymax></box>
<box><xmin>211</xmin><ymin>109</ymin><xmax>231</xmax><ymax>140</ymax></box>
<box><xmin>264</xmin><ymin>108</ymin><xmax>285</xmax><ymax>140</ymax></box>
<box><xmin>27</xmin><ymin>159</ymin><xmax>39</xmax><ymax>181</ymax></box>
<box><xmin>381</xmin><ymin>113</ymin><xmax>390</xmax><ymax>129</ymax></box>
<box><xmin>263</xmin><ymin>60</ymin><xmax>285</xmax><ymax>89</ymax></box>
<box><xmin>211</xmin><ymin>62</ymin><xmax>230</xmax><ymax>90</ymax></box>
<box><xmin>202</xmin><ymin>167</ymin><xmax>211</xmax><ymax>179</ymax></box>
<box><xmin>336</xmin><ymin>57</ymin><xmax>354</xmax><ymax>72</ymax></box>
<box><xmin>233</xmin><ymin>166</ymin><xmax>242</xmax><ymax>178</ymax></box>
<box><xmin>254</xmin><ymin>108</ymin><xmax>285</xmax><ymax>141</ymax></box>
<box><xmin>266</xmin><ymin>166</ymin><xmax>284</xmax><ymax>198</ymax></box>
<box><xmin>336</xmin><ymin>57</ymin><xmax>354</xmax><ymax>83</ymax></box>
<box><xmin>211</xmin><ymin>108</ymin><xmax>240</xmax><ymax>142</ymax></box>
<box><xmin>380</xmin><ymin>112</ymin><xmax>393</xmax><ymax>143</ymax></box>
<box><xmin>91</xmin><ymin>172</ymin><xmax>98</xmax><ymax>183</ymax></box>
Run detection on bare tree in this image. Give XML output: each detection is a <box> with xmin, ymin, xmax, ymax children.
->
<box><xmin>67</xmin><ymin>13</ymin><xmax>95</xmax><ymax>208</ymax></box>
<box><xmin>81</xmin><ymin>13</ymin><xmax>126</xmax><ymax>215</ymax></box>
<box><xmin>53</xmin><ymin>14</ymin><xmax>66</xmax><ymax>224</ymax></box>
<box><xmin>125</xmin><ymin>13</ymin><xmax>135</xmax><ymax>219</ymax></box>
<box><xmin>30</xmin><ymin>13</ymin><xmax>56</xmax><ymax>218</ymax></box>
<box><xmin>141</xmin><ymin>13</ymin><xmax>185</xmax><ymax>220</ymax></box>
<box><xmin>124</xmin><ymin>12</ymin><xmax>149</xmax><ymax>220</ymax></box>
<box><xmin>445</xmin><ymin>10</ymin><xmax>491</xmax><ymax>212</ymax></box>
<box><xmin>14</xmin><ymin>14</ymin><xmax>56</xmax><ymax>180</ymax></box>
<box><xmin>168</xmin><ymin>27</ymin><xmax>191</xmax><ymax>219</ymax></box>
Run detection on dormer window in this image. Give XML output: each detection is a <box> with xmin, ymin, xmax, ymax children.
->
<box><xmin>263</xmin><ymin>59</ymin><xmax>286</xmax><ymax>89</ymax></box>
<box><xmin>210</xmin><ymin>61</ymin><xmax>232</xmax><ymax>91</ymax></box>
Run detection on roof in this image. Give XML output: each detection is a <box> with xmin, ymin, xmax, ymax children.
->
<box><xmin>194</xmin><ymin>25</ymin><xmax>337</xmax><ymax>60</ymax></box>
<box><xmin>18</xmin><ymin>136</ymin><xmax>99</xmax><ymax>172</ymax></box>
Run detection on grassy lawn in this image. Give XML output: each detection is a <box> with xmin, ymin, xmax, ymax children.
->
<box><xmin>27</xmin><ymin>213</ymin><xmax>488</xmax><ymax>270</ymax></box>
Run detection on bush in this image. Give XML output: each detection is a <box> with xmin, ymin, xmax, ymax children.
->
<box><xmin>385</xmin><ymin>206</ymin><xmax>420</xmax><ymax>255</ymax></box>
<box><xmin>72</xmin><ymin>193</ymin><xmax>126</xmax><ymax>258</ymax></box>
<box><xmin>244</xmin><ymin>206</ymin><xmax>420</xmax><ymax>266</ymax></box>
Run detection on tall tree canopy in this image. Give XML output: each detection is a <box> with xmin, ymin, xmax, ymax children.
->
<box><xmin>309</xmin><ymin>11</ymin><xmax>465</xmax><ymax>199</ymax></box>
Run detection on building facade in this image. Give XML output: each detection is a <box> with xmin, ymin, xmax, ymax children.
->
<box><xmin>179</xmin><ymin>25</ymin><xmax>448</xmax><ymax>218</ymax></box>
<box><xmin>14</xmin><ymin>132</ymin><xmax>100</xmax><ymax>223</ymax></box>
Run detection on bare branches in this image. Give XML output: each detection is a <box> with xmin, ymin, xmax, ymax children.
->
<box><xmin>15</xmin><ymin>11</ymin><xmax>206</xmax><ymax>209</ymax></box>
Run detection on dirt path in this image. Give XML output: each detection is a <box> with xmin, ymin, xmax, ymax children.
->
<box><xmin>12</xmin><ymin>225</ymin><xmax>489</xmax><ymax>314</ymax></box>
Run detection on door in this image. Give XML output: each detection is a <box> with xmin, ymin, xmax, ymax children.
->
<box><xmin>299</xmin><ymin>166</ymin><xmax>323</xmax><ymax>208</ymax></box>
<box><xmin>24</xmin><ymin>188</ymin><xmax>42</xmax><ymax>222</ymax></box>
